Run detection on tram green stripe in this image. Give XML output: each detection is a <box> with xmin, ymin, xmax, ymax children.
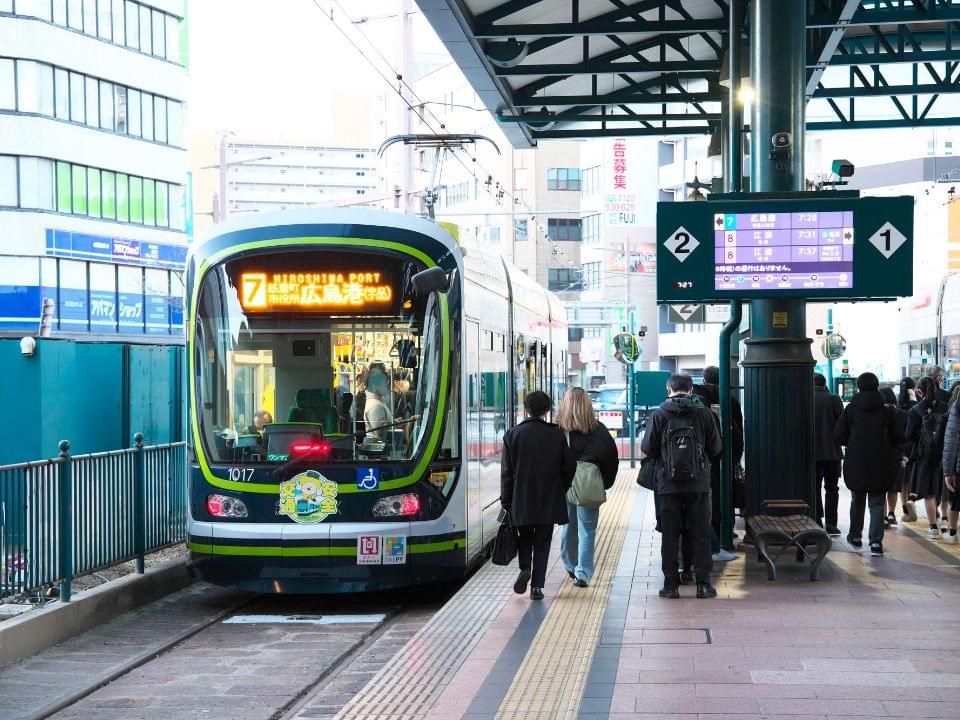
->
<box><xmin>187</xmin><ymin>235</ymin><xmax>453</xmax><ymax>495</ymax></box>
<box><xmin>409</xmin><ymin>539</ymin><xmax>462</xmax><ymax>554</ymax></box>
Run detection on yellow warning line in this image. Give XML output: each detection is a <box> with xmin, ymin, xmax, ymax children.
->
<box><xmin>494</xmin><ymin>469</ymin><xmax>637</xmax><ymax>720</ymax></box>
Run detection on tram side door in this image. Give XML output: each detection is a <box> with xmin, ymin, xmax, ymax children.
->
<box><xmin>465</xmin><ymin>320</ymin><xmax>482</xmax><ymax>559</ymax></box>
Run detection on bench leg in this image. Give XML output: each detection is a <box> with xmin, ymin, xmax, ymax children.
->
<box><xmin>796</xmin><ymin>530</ymin><xmax>833</xmax><ymax>581</ymax></box>
<box><xmin>755</xmin><ymin>533</ymin><xmax>778</xmax><ymax>581</ymax></box>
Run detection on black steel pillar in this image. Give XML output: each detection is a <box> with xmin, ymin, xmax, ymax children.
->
<box><xmin>742</xmin><ymin>0</ymin><xmax>816</xmax><ymax>518</ymax></box>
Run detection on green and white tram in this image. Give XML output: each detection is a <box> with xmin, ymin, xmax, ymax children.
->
<box><xmin>186</xmin><ymin>209</ymin><xmax>568</xmax><ymax>593</ymax></box>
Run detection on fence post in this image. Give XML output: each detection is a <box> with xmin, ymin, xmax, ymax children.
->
<box><xmin>58</xmin><ymin>440</ymin><xmax>72</xmax><ymax>602</ymax></box>
<box><xmin>134</xmin><ymin>433</ymin><xmax>145</xmax><ymax>574</ymax></box>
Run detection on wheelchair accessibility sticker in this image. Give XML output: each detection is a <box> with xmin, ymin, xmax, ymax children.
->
<box><xmin>278</xmin><ymin>470</ymin><xmax>339</xmax><ymax>523</ymax></box>
<box><xmin>356</xmin><ymin>467</ymin><xmax>381</xmax><ymax>491</ymax></box>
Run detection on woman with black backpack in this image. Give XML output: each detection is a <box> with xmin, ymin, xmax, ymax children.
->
<box><xmin>834</xmin><ymin>373</ymin><xmax>905</xmax><ymax>556</ymax></box>
<box><xmin>905</xmin><ymin>376</ymin><xmax>949</xmax><ymax>540</ymax></box>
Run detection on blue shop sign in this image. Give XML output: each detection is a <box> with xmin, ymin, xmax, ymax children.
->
<box><xmin>46</xmin><ymin>229</ymin><xmax>186</xmax><ymax>270</ymax></box>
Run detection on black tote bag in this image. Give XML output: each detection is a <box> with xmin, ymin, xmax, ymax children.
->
<box><xmin>492</xmin><ymin>510</ymin><xmax>518</xmax><ymax>566</ymax></box>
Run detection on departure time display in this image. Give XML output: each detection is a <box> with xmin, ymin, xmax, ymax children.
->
<box><xmin>713</xmin><ymin>211</ymin><xmax>854</xmax><ymax>292</ymax></box>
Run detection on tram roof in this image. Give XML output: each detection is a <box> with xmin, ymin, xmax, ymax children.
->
<box><xmin>417</xmin><ymin>0</ymin><xmax>960</xmax><ymax>147</ymax></box>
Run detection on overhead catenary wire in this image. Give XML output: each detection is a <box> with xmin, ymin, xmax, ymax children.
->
<box><xmin>311</xmin><ymin>0</ymin><xmax>585</xmax><ymax>274</ymax></box>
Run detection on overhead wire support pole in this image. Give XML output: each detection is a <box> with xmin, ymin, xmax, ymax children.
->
<box><xmin>719</xmin><ymin>0</ymin><xmax>744</xmax><ymax>551</ymax></box>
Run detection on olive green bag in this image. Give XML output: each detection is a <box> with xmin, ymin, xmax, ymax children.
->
<box><xmin>564</xmin><ymin>432</ymin><xmax>607</xmax><ymax>508</ymax></box>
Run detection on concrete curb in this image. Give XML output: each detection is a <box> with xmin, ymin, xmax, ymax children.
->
<box><xmin>0</xmin><ymin>557</ymin><xmax>193</xmax><ymax>670</ymax></box>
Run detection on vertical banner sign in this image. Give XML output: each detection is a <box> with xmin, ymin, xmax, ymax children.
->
<box><xmin>89</xmin><ymin>290</ymin><xmax>117</xmax><ymax>332</ymax></box>
<box><xmin>604</xmin><ymin>138</ymin><xmax>636</xmax><ymax>226</ymax></box>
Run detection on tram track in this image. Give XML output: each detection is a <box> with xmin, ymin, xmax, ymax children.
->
<box><xmin>5</xmin><ymin>579</ymin><xmax>462</xmax><ymax>720</ymax></box>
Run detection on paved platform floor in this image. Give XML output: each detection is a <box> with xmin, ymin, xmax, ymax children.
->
<box><xmin>334</xmin><ymin>469</ymin><xmax>960</xmax><ymax>720</ymax></box>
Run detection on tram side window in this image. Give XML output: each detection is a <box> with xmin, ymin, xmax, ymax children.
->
<box><xmin>943</xmin><ymin>334</ymin><xmax>960</xmax><ymax>385</ymax></box>
<box><xmin>481</xmin><ymin>344</ymin><xmax>507</xmax><ymax>457</ymax></box>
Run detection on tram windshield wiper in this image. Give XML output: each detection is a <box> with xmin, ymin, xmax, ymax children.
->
<box><xmin>270</xmin><ymin>415</ymin><xmax>422</xmax><ymax>478</ymax></box>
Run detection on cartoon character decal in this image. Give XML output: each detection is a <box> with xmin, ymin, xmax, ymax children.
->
<box><xmin>278</xmin><ymin>470</ymin><xmax>339</xmax><ymax>523</ymax></box>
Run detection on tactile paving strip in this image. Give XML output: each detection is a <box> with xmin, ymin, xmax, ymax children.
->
<box><xmin>330</xmin><ymin>544</ymin><xmax>520</xmax><ymax>719</ymax></box>
<box><xmin>493</xmin><ymin>469</ymin><xmax>636</xmax><ymax>720</ymax></box>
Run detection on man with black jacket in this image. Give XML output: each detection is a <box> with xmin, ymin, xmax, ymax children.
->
<box><xmin>814</xmin><ymin>373</ymin><xmax>844</xmax><ymax>536</ymax></box>
<box><xmin>501</xmin><ymin>391</ymin><xmax>577</xmax><ymax>600</ymax></box>
<box><xmin>642</xmin><ymin>374</ymin><xmax>722</xmax><ymax>599</ymax></box>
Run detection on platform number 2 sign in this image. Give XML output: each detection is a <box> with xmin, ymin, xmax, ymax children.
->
<box><xmin>664</xmin><ymin>226</ymin><xmax>700</xmax><ymax>263</ymax></box>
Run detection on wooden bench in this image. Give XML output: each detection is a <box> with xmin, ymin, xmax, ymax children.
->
<box><xmin>747</xmin><ymin>500</ymin><xmax>832</xmax><ymax>581</ymax></box>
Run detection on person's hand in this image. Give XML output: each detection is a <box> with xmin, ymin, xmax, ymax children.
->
<box><xmin>945</xmin><ymin>475</ymin><xmax>956</xmax><ymax>493</ymax></box>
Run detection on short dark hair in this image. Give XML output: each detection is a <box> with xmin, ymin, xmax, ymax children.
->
<box><xmin>927</xmin><ymin>365</ymin><xmax>944</xmax><ymax>379</ymax></box>
<box><xmin>524</xmin><ymin>390</ymin><xmax>552</xmax><ymax>418</ymax></box>
<box><xmin>856</xmin><ymin>372</ymin><xmax>880</xmax><ymax>392</ymax></box>
<box><xmin>702</xmin><ymin>366</ymin><xmax>720</xmax><ymax>385</ymax></box>
<box><xmin>667</xmin><ymin>374</ymin><xmax>693</xmax><ymax>393</ymax></box>
<box><xmin>813</xmin><ymin>373</ymin><xmax>827</xmax><ymax>388</ymax></box>
<box><xmin>879</xmin><ymin>386</ymin><xmax>897</xmax><ymax>404</ymax></box>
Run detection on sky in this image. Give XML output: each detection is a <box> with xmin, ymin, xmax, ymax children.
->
<box><xmin>186</xmin><ymin>0</ymin><xmax>406</xmax><ymax>138</ymax></box>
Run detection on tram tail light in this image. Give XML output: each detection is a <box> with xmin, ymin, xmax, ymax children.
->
<box><xmin>372</xmin><ymin>493</ymin><xmax>421</xmax><ymax>518</ymax></box>
<box><xmin>290</xmin><ymin>441</ymin><xmax>331</xmax><ymax>457</ymax></box>
<box><xmin>206</xmin><ymin>494</ymin><xmax>248</xmax><ymax>518</ymax></box>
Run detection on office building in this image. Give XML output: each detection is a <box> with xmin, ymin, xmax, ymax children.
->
<box><xmin>0</xmin><ymin>0</ymin><xmax>188</xmax><ymax>337</ymax></box>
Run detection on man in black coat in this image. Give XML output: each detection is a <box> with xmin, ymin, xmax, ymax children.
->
<box><xmin>501</xmin><ymin>390</ymin><xmax>576</xmax><ymax>600</ymax></box>
<box><xmin>834</xmin><ymin>372</ymin><xmax>905</xmax><ymax>556</ymax></box>
<box><xmin>642</xmin><ymin>374</ymin><xmax>722</xmax><ymax>599</ymax></box>
<box><xmin>813</xmin><ymin>373</ymin><xmax>844</xmax><ymax>536</ymax></box>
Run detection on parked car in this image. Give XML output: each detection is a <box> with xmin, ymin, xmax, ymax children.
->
<box><xmin>591</xmin><ymin>383</ymin><xmax>650</xmax><ymax>436</ymax></box>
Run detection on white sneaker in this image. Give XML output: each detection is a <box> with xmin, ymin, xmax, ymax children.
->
<box><xmin>927</xmin><ymin>527</ymin><xmax>942</xmax><ymax>541</ymax></box>
<box><xmin>712</xmin><ymin>549</ymin><xmax>737</xmax><ymax>562</ymax></box>
<box><xmin>943</xmin><ymin>532</ymin><xmax>958</xmax><ymax>545</ymax></box>
<box><xmin>940</xmin><ymin>518</ymin><xmax>951</xmax><ymax>534</ymax></box>
<box><xmin>903</xmin><ymin>502</ymin><xmax>918</xmax><ymax>522</ymax></box>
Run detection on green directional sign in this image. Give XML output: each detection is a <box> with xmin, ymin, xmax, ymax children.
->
<box><xmin>631</xmin><ymin>371</ymin><xmax>672</xmax><ymax>407</ymax></box>
<box><xmin>656</xmin><ymin>192</ymin><xmax>914</xmax><ymax>303</ymax></box>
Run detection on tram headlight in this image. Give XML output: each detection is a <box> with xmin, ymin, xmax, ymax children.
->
<box><xmin>206</xmin><ymin>494</ymin><xmax>248</xmax><ymax>518</ymax></box>
<box><xmin>372</xmin><ymin>493</ymin><xmax>421</xmax><ymax>518</ymax></box>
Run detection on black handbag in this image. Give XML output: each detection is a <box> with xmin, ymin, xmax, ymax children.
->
<box><xmin>637</xmin><ymin>456</ymin><xmax>657</xmax><ymax>491</ymax></box>
<box><xmin>492</xmin><ymin>510</ymin><xmax>518</xmax><ymax>566</ymax></box>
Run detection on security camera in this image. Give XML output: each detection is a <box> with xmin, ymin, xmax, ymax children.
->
<box><xmin>771</xmin><ymin>132</ymin><xmax>793</xmax><ymax>149</ymax></box>
<box><xmin>20</xmin><ymin>336</ymin><xmax>36</xmax><ymax>357</ymax></box>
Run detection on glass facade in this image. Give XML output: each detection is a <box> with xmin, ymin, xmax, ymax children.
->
<box><xmin>14</xmin><ymin>0</ymin><xmax>182</xmax><ymax>64</ymax></box>
<box><xmin>547</xmin><ymin>217</ymin><xmax>582</xmax><ymax>242</ymax></box>
<box><xmin>0</xmin><ymin>155</ymin><xmax>185</xmax><ymax>230</ymax></box>
<box><xmin>0</xmin><ymin>57</ymin><xmax>184</xmax><ymax>147</ymax></box>
<box><xmin>547</xmin><ymin>167</ymin><xmax>582</xmax><ymax>191</ymax></box>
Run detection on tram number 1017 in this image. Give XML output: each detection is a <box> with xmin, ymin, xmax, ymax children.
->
<box><xmin>228</xmin><ymin>468</ymin><xmax>256</xmax><ymax>482</ymax></box>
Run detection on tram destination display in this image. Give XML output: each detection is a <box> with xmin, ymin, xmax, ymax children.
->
<box><xmin>656</xmin><ymin>193</ymin><xmax>913</xmax><ymax>303</ymax></box>
<box><xmin>713</xmin><ymin>210</ymin><xmax>853</xmax><ymax>293</ymax></box>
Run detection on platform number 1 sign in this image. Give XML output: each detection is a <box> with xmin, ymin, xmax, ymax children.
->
<box><xmin>664</xmin><ymin>226</ymin><xmax>700</xmax><ymax>263</ymax></box>
<box><xmin>868</xmin><ymin>221</ymin><xmax>907</xmax><ymax>260</ymax></box>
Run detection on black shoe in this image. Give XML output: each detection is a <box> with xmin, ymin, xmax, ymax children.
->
<box><xmin>847</xmin><ymin>536</ymin><xmax>862</xmax><ymax>548</ymax></box>
<box><xmin>679</xmin><ymin>570</ymin><xmax>694</xmax><ymax>585</ymax></box>
<box><xmin>696</xmin><ymin>582</ymin><xmax>717</xmax><ymax>599</ymax></box>
<box><xmin>870</xmin><ymin>542</ymin><xmax>884</xmax><ymax>557</ymax></box>
<box><xmin>514</xmin><ymin>569</ymin><xmax>531</xmax><ymax>594</ymax></box>
<box><xmin>573</xmin><ymin>578</ymin><xmax>588</xmax><ymax>588</ymax></box>
<box><xmin>826</xmin><ymin>525</ymin><xmax>841</xmax><ymax>536</ymax></box>
<box><xmin>658</xmin><ymin>585</ymin><xmax>680</xmax><ymax>599</ymax></box>
<box><xmin>567</xmin><ymin>570</ymin><xmax>576</xmax><ymax>579</ymax></box>
<box><xmin>886</xmin><ymin>513</ymin><xmax>898</xmax><ymax>527</ymax></box>
<box><xmin>530</xmin><ymin>586</ymin><xmax>544</xmax><ymax>600</ymax></box>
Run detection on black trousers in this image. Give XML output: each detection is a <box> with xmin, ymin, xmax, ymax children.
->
<box><xmin>659</xmin><ymin>492</ymin><xmax>712</xmax><ymax>585</ymax></box>
<box><xmin>815</xmin><ymin>460</ymin><xmax>841</xmax><ymax>529</ymax></box>
<box><xmin>517</xmin><ymin>523</ymin><xmax>554</xmax><ymax>588</ymax></box>
<box><xmin>849</xmin><ymin>490</ymin><xmax>885</xmax><ymax>544</ymax></box>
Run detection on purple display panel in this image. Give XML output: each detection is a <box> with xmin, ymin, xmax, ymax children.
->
<box><xmin>713</xmin><ymin>210</ymin><xmax>854</xmax><ymax>292</ymax></box>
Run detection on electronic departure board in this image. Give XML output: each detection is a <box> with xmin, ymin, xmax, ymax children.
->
<box><xmin>713</xmin><ymin>210</ymin><xmax>854</xmax><ymax>293</ymax></box>
<box><xmin>656</xmin><ymin>193</ymin><xmax>913</xmax><ymax>303</ymax></box>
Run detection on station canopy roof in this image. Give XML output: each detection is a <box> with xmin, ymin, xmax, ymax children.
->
<box><xmin>416</xmin><ymin>0</ymin><xmax>960</xmax><ymax>147</ymax></box>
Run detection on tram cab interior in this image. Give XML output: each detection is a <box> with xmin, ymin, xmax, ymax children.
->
<box><xmin>194</xmin><ymin>250</ymin><xmax>449</xmax><ymax>466</ymax></box>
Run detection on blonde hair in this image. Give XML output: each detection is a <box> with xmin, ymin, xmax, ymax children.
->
<box><xmin>556</xmin><ymin>387</ymin><xmax>599</xmax><ymax>434</ymax></box>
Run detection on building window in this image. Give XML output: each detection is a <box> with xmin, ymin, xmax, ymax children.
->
<box><xmin>547</xmin><ymin>218</ymin><xmax>582</xmax><ymax>242</ymax></box>
<box><xmin>515</xmin><ymin>219</ymin><xmax>528</xmax><ymax>241</ymax></box>
<box><xmin>581</xmin><ymin>165</ymin><xmax>600</xmax><ymax>195</ymax></box>
<box><xmin>0</xmin><ymin>59</ymin><xmax>15</xmax><ymax>110</ymax></box>
<box><xmin>0</xmin><ymin>155</ymin><xmax>17</xmax><ymax>206</ymax></box>
<box><xmin>547</xmin><ymin>167</ymin><xmax>581</xmax><ymax>191</ymax></box>
<box><xmin>582</xmin><ymin>213</ymin><xmax>600</xmax><ymax>245</ymax></box>
<box><xmin>568</xmin><ymin>327</ymin><xmax>584</xmax><ymax>341</ymax></box>
<box><xmin>581</xmin><ymin>261</ymin><xmax>601</xmax><ymax>290</ymax></box>
<box><xmin>548</xmin><ymin>268</ymin><xmax>583</xmax><ymax>292</ymax></box>
<box><xmin>658</xmin><ymin>140</ymin><xmax>676</xmax><ymax>166</ymax></box>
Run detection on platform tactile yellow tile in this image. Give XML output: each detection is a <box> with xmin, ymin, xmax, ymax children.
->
<box><xmin>493</xmin><ymin>469</ymin><xmax>636</xmax><ymax>720</ymax></box>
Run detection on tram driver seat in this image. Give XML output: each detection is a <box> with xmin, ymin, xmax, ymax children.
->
<box><xmin>287</xmin><ymin>388</ymin><xmax>339</xmax><ymax>435</ymax></box>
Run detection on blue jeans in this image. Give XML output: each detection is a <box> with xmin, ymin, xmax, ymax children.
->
<box><xmin>560</xmin><ymin>501</ymin><xmax>599</xmax><ymax>582</ymax></box>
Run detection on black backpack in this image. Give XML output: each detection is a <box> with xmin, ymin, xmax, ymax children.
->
<box><xmin>662</xmin><ymin>415</ymin><xmax>705</xmax><ymax>484</ymax></box>
<box><xmin>918</xmin><ymin>409</ymin><xmax>945</xmax><ymax>462</ymax></box>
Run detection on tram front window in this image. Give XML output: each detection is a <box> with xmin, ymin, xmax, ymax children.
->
<box><xmin>194</xmin><ymin>251</ymin><xmax>443</xmax><ymax>464</ymax></box>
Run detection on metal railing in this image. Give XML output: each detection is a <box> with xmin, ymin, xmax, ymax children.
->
<box><xmin>0</xmin><ymin>434</ymin><xmax>186</xmax><ymax>601</ymax></box>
